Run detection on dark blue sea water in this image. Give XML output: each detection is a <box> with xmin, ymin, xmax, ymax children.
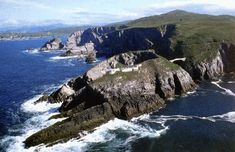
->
<box><xmin>0</xmin><ymin>38</ymin><xmax>235</xmax><ymax>152</ymax></box>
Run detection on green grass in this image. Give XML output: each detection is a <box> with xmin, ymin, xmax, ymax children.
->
<box><xmin>94</xmin><ymin>55</ymin><xmax>180</xmax><ymax>85</ymax></box>
<box><xmin>115</xmin><ymin>62</ymin><xmax>126</xmax><ymax>68</ymax></box>
<box><xmin>142</xmin><ymin>56</ymin><xmax>180</xmax><ymax>73</ymax></box>
<box><xmin>94</xmin><ymin>70</ymin><xmax>139</xmax><ymax>84</ymax></box>
<box><xmin>126</xmin><ymin>10</ymin><xmax>235</xmax><ymax>63</ymax></box>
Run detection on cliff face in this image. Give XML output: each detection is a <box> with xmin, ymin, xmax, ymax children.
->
<box><xmin>24</xmin><ymin>51</ymin><xmax>196</xmax><ymax>147</ymax></box>
<box><xmin>63</xmin><ymin>25</ymin><xmax>175</xmax><ymax>58</ymax></box>
<box><xmin>178</xmin><ymin>52</ymin><xmax>224</xmax><ymax>81</ymax></box>
<box><xmin>219</xmin><ymin>43</ymin><xmax>235</xmax><ymax>72</ymax></box>
<box><xmin>63</xmin><ymin>27</ymin><xmax>116</xmax><ymax>56</ymax></box>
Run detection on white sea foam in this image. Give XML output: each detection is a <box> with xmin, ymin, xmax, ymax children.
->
<box><xmin>187</xmin><ymin>90</ymin><xmax>197</xmax><ymax>95</ymax></box>
<box><xmin>45</xmin><ymin>117</ymin><xmax>167</xmax><ymax>151</ymax></box>
<box><xmin>211</xmin><ymin>80</ymin><xmax>235</xmax><ymax>97</ymax></box>
<box><xmin>49</xmin><ymin>55</ymin><xmax>79</xmax><ymax>60</ymax></box>
<box><xmin>0</xmin><ymin>89</ymin><xmax>168</xmax><ymax>152</ymax></box>
<box><xmin>35</xmin><ymin>111</ymin><xmax>235</xmax><ymax>152</ymax></box>
<box><xmin>1</xmin><ymin>95</ymin><xmax>66</xmax><ymax>152</ymax></box>
<box><xmin>23</xmin><ymin>49</ymin><xmax>40</xmax><ymax>54</ymax></box>
<box><xmin>4</xmin><ymin>78</ymin><xmax>235</xmax><ymax>152</ymax></box>
<box><xmin>4</xmin><ymin>96</ymin><xmax>235</xmax><ymax>152</ymax></box>
<box><xmin>228</xmin><ymin>81</ymin><xmax>235</xmax><ymax>84</ymax></box>
<box><xmin>149</xmin><ymin>112</ymin><xmax>235</xmax><ymax>124</ymax></box>
<box><xmin>21</xmin><ymin>95</ymin><xmax>61</xmax><ymax>113</ymax></box>
<box><xmin>210</xmin><ymin>111</ymin><xmax>235</xmax><ymax>123</ymax></box>
<box><xmin>5</xmin><ymin>117</ymin><xmax>167</xmax><ymax>152</ymax></box>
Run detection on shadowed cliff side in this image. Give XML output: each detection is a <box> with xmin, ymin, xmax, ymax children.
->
<box><xmin>62</xmin><ymin>25</ymin><xmax>176</xmax><ymax>58</ymax></box>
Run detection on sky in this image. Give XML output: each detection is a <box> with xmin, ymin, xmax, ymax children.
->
<box><xmin>1</xmin><ymin>0</ymin><xmax>235</xmax><ymax>28</ymax></box>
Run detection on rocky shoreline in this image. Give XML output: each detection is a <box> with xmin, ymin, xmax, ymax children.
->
<box><xmin>24</xmin><ymin>42</ymin><xmax>234</xmax><ymax>148</ymax></box>
<box><xmin>23</xmin><ymin>11</ymin><xmax>235</xmax><ymax>148</ymax></box>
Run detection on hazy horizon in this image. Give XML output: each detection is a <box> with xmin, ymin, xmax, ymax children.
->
<box><xmin>1</xmin><ymin>0</ymin><xmax>235</xmax><ymax>30</ymax></box>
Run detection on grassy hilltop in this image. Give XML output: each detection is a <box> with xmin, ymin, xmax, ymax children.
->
<box><xmin>125</xmin><ymin>10</ymin><xmax>235</xmax><ymax>63</ymax></box>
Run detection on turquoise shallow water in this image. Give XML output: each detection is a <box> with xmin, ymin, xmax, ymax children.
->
<box><xmin>0</xmin><ymin>38</ymin><xmax>235</xmax><ymax>152</ymax></box>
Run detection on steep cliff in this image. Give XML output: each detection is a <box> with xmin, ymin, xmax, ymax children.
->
<box><xmin>24</xmin><ymin>51</ymin><xmax>196</xmax><ymax>147</ymax></box>
<box><xmin>219</xmin><ymin>43</ymin><xmax>235</xmax><ymax>72</ymax></box>
<box><xmin>63</xmin><ymin>25</ymin><xmax>175</xmax><ymax>58</ymax></box>
<box><xmin>63</xmin><ymin>27</ymin><xmax>116</xmax><ymax>57</ymax></box>
<box><xmin>176</xmin><ymin>51</ymin><xmax>224</xmax><ymax>81</ymax></box>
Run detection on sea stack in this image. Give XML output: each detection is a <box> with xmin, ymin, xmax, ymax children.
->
<box><xmin>40</xmin><ymin>38</ymin><xmax>64</xmax><ymax>51</ymax></box>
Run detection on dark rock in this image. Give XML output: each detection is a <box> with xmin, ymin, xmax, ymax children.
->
<box><xmin>176</xmin><ymin>52</ymin><xmax>224</xmax><ymax>81</ymax></box>
<box><xmin>85</xmin><ymin>52</ymin><xmax>96</xmax><ymax>64</ymax></box>
<box><xmin>219</xmin><ymin>43</ymin><xmax>235</xmax><ymax>72</ymax></box>
<box><xmin>63</xmin><ymin>25</ymin><xmax>176</xmax><ymax>58</ymax></box>
<box><xmin>40</xmin><ymin>38</ymin><xmax>64</xmax><ymax>51</ymax></box>
<box><xmin>25</xmin><ymin>51</ymin><xmax>196</xmax><ymax>147</ymax></box>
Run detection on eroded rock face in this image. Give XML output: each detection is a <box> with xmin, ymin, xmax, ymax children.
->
<box><xmin>40</xmin><ymin>38</ymin><xmax>64</xmax><ymax>51</ymax></box>
<box><xmin>219</xmin><ymin>43</ymin><xmax>235</xmax><ymax>72</ymax></box>
<box><xmin>62</xmin><ymin>42</ymin><xmax>96</xmax><ymax>57</ymax></box>
<box><xmin>63</xmin><ymin>27</ymin><xmax>116</xmax><ymax>56</ymax></box>
<box><xmin>178</xmin><ymin>52</ymin><xmax>224</xmax><ymax>81</ymax></box>
<box><xmin>63</xmin><ymin>25</ymin><xmax>175</xmax><ymax>58</ymax></box>
<box><xmin>25</xmin><ymin>51</ymin><xmax>196</xmax><ymax>147</ymax></box>
<box><xmin>194</xmin><ymin>52</ymin><xmax>224</xmax><ymax>80</ymax></box>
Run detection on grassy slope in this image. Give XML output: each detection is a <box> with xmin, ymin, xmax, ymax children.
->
<box><xmin>94</xmin><ymin>55</ymin><xmax>180</xmax><ymax>84</ymax></box>
<box><xmin>127</xmin><ymin>10</ymin><xmax>235</xmax><ymax>63</ymax></box>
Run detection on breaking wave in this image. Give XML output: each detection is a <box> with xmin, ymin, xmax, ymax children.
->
<box><xmin>49</xmin><ymin>55</ymin><xmax>79</xmax><ymax>60</ymax></box>
<box><xmin>0</xmin><ymin>95</ymin><xmax>65</xmax><ymax>152</ymax></box>
<box><xmin>21</xmin><ymin>95</ymin><xmax>61</xmax><ymax>113</ymax></box>
<box><xmin>211</xmin><ymin>80</ymin><xmax>235</xmax><ymax>97</ymax></box>
<box><xmin>23</xmin><ymin>49</ymin><xmax>40</xmax><ymax>54</ymax></box>
<box><xmin>2</xmin><ymin>95</ymin><xmax>235</xmax><ymax>152</ymax></box>
<box><xmin>1</xmin><ymin>79</ymin><xmax>235</xmax><ymax>152</ymax></box>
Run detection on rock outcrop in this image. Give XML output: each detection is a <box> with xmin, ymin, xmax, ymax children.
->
<box><xmin>24</xmin><ymin>51</ymin><xmax>196</xmax><ymax>147</ymax></box>
<box><xmin>85</xmin><ymin>52</ymin><xmax>96</xmax><ymax>63</ymax></box>
<box><xmin>63</xmin><ymin>25</ymin><xmax>175</xmax><ymax>58</ymax></box>
<box><xmin>178</xmin><ymin>52</ymin><xmax>224</xmax><ymax>81</ymax></box>
<box><xmin>63</xmin><ymin>27</ymin><xmax>116</xmax><ymax>57</ymax></box>
<box><xmin>40</xmin><ymin>38</ymin><xmax>64</xmax><ymax>51</ymax></box>
<box><xmin>219</xmin><ymin>43</ymin><xmax>235</xmax><ymax>72</ymax></box>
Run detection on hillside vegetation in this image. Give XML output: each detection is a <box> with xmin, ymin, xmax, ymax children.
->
<box><xmin>126</xmin><ymin>10</ymin><xmax>235</xmax><ymax>63</ymax></box>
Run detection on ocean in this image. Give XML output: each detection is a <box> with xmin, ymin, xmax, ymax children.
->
<box><xmin>0</xmin><ymin>38</ymin><xmax>235</xmax><ymax>152</ymax></box>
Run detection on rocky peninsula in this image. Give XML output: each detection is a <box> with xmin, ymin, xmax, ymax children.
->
<box><xmin>24</xmin><ymin>10</ymin><xmax>235</xmax><ymax>147</ymax></box>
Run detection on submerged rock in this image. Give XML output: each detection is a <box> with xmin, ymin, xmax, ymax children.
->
<box><xmin>85</xmin><ymin>51</ymin><xmax>96</xmax><ymax>64</ymax></box>
<box><xmin>24</xmin><ymin>51</ymin><xmax>196</xmax><ymax>147</ymax></box>
<box><xmin>40</xmin><ymin>38</ymin><xmax>64</xmax><ymax>51</ymax></box>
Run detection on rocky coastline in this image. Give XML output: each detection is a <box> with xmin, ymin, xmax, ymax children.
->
<box><xmin>23</xmin><ymin>11</ymin><xmax>235</xmax><ymax>148</ymax></box>
<box><xmin>24</xmin><ymin>43</ymin><xmax>235</xmax><ymax>147</ymax></box>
